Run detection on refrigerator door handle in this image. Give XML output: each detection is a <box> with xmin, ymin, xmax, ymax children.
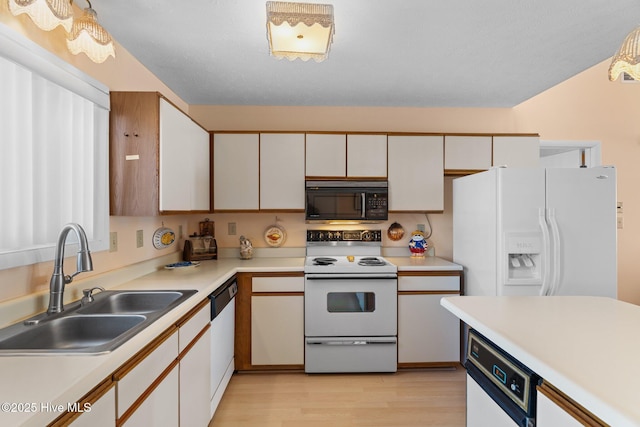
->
<box><xmin>548</xmin><ymin>208</ymin><xmax>561</xmax><ymax>296</ymax></box>
<box><xmin>538</xmin><ymin>208</ymin><xmax>552</xmax><ymax>296</ymax></box>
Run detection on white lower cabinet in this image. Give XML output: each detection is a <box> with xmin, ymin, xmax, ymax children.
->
<box><xmin>536</xmin><ymin>385</ymin><xmax>604</xmax><ymax>427</ymax></box>
<box><xmin>180</xmin><ymin>326</ymin><xmax>212</xmax><ymax>427</ymax></box>
<box><xmin>68</xmin><ymin>386</ymin><xmax>116</xmax><ymax>427</ymax></box>
<box><xmin>251</xmin><ymin>276</ymin><xmax>304</xmax><ymax>366</ymax></box>
<box><xmin>116</xmin><ymin>332</ymin><xmax>180</xmax><ymax>421</ymax></box>
<box><xmin>397</xmin><ymin>274</ymin><xmax>461</xmax><ymax>365</ymax></box>
<box><xmin>114</xmin><ymin>299</ymin><xmax>212</xmax><ymax>426</ymax></box>
<box><xmin>121</xmin><ymin>365</ymin><xmax>179</xmax><ymax>427</ymax></box>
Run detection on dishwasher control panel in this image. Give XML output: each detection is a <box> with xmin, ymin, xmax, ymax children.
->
<box><xmin>466</xmin><ymin>329</ymin><xmax>538</xmax><ymax>413</ymax></box>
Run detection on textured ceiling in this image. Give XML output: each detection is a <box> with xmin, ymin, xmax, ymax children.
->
<box><xmin>96</xmin><ymin>0</ymin><xmax>640</xmax><ymax>108</ymax></box>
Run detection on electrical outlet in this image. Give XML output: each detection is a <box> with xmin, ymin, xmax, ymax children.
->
<box><xmin>617</xmin><ymin>201</ymin><xmax>623</xmax><ymax>214</ymax></box>
<box><xmin>617</xmin><ymin>216</ymin><xmax>624</xmax><ymax>229</ymax></box>
<box><xmin>136</xmin><ymin>229</ymin><xmax>144</xmax><ymax>248</ymax></box>
<box><xmin>109</xmin><ymin>232</ymin><xmax>118</xmax><ymax>252</ymax></box>
<box><xmin>228</xmin><ymin>222</ymin><xmax>237</xmax><ymax>235</ymax></box>
<box><xmin>417</xmin><ymin>224</ymin><xmax>425</xmax><ymax>232</ymax></box>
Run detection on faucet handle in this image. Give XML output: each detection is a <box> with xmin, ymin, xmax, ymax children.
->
<box><xmin>81</xmin><ymin>286</ymin><xmax>105</xmax><ymax>305</ymax></box>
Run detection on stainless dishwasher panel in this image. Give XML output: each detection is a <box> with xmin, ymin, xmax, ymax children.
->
<box><xmin>305</xmin><ymin>336</ymin><xmax>397</xmax><ymax>373</ymax></box>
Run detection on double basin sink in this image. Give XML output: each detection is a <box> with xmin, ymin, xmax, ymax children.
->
<box><xmin>0</xmin><ymin>289</ymin><xmax>197</xmax><ymax>355</ymax></box>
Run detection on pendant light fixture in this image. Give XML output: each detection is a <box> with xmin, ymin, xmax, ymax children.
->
<box><xmin>8</xmin><ymin>0</ymin><xmax>73</xmax><ymax>32</ymax></box>
<box><xmin>266</xmin><ymin>1</ymin><xmax>335</xmax><ymax>62</ymax></box>
<box><xmin>66</xmin><ymin>1</ymin><xmax>115</xmax><ymax>64</ymax></box>
<box><xmin>609</xmin><ymin>25</ymin><xmax>640</xmax><ymax>81</ymax></box>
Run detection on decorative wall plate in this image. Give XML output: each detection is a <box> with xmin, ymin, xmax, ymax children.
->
<box><xmin>264</xmin><ymin>224</ymin><xmax>286</xmax><ymax>247</ymax></box>
<box><xmin>153</xmin><ymin>227</ymin><xmax>175</xmax><ymax>249</ymax></box>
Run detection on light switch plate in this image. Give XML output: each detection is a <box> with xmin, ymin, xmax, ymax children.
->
<box><xmin>136</xmin><ymin>230</ymin><xmax>144</xmax><ymax>248</ymax></box>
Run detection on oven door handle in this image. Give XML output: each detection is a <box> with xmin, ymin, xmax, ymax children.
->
<box><xmin>305</xmin><ymin>273</ymin><xmax>398</xmax><ymax>280</ymax></box>
<box><xmin>306</xmin><ymin>338</ymin><xmax>397</xmax><ymax>346</ymax></box>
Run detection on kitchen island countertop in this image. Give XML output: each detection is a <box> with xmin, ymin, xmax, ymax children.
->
<box><xmin>441</xmin><ymin>295</ymin><xmax>640</xmax><ymax>427</ymax></box>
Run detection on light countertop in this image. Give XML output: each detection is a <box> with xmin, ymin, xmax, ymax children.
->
<box><xmin>386</xmin><ymin>256</ymin><xmax>463</xmax><ymax>271</ymax></box>
<box><xmin>441</xmin><ymin>295</ymin><xmax>640</xmax><ymax>427</ymax></box>
<box><xmin>1</xmin><ymin>255</ymin><xmax>459</xmax><ymax>426</ymax></box>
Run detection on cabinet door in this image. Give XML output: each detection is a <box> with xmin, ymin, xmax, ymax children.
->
<box><xmin>398</xmin><ymin>293</ymin><xmax>460</xmax><ymax>363</ymax></box>
<box><xmin>492</xmin><ymin>135</ymin><xmax>540</xmax><ymax>168</ymax></box>
<box><xmin>160</xmin><ymin>98</ymin><xmax>193</xmax><ymax>211</ymax></box>
<box><xmin>69</xmin><ymin>386</ymin><xmax>115</xmax><ymax>427</ymax></box>
<box><xmin>388</xmin><ymin>135</ymin><xmax>444</xmax><ymax>211</ymax></box>
<box><xmin>347</xmin><ymin>134</ymin><xmax>387</xmax><ymax>177</ymax></box>
<box><xmin>180</xmin><ymin>327</ymin><xmax>212</xmax><ymax>427</ymax></box>
<box><xmin>305</xmin><ymin>133</ymin><xmax>346</xmax><ymax>177</ymax></box>
<box><xmin>122</xmin><ymin>365</ymin><xmax>179</xmax><ymax>427</ymax></box>
<box><xmin>251</xmin><ymin>295</ymin><xmax>304</xmax><ymax>365</ymax></box>
<box><xmin>444</xmin><ymin>135</ymin><xmax>492</xmax><ymax>171</ymax></box>
<box><xmin>191</xmin><ymin>124</ymin><xmax>211</xmax><ymax>211</ymax></box>
<box><xmin>116</xmin><ymin>332</ymin><xmax>179</xmax><ymax>418</ymax></box>
<box><xmin>537</xmin><ymin>391</ymin><xmax>585</xmax><ymax>427</ymax></box>
<box><xmin>213</xmin><ymin>133</ymin><xmax>259</xmax><ymax>210</ymax></box>
<box><xmin>109</xmin><ymin>92</ymin><xmax>160</xmax><ymax>216</ymax></box>
<box><xmin>260</xmin><ymin>133</ymin><xmax>305</xmax><ymax>210</ymax></box>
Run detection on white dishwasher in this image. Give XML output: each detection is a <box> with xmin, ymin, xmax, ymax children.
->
<box><xmin>208</xmin><ymin>276</ymin><xmax>237</xmax><ymax>418</ymax></box>
<box><xmin>465</xmin><ymin>329</ymin><xmax>540</xmax><ymax>427</ymax></box>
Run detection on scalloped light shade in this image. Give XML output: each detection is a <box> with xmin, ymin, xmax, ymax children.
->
<box><xmin>66</xmin><ymin>6</ymin><xmax>115</xmax><ymax>64</ymax></box>
<box><xmin>609</xmin><ymin>25</ymin><xmax>640</xmax><ymax>81</ymax></box>
<box><xmin>8</xmin><ymin>0</ymin><xmax>73</xmax><ymax>32</ymax></box>
<box><xmin>266</xmin><ymin>1</ymin><xmax>334</xmax><ymax>62</ymax></box>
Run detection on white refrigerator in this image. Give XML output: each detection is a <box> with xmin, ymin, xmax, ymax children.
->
<box><xmin>453</xmin><ymin>167</ymin><xmax>617</xmax><ymax>298</ymax></box>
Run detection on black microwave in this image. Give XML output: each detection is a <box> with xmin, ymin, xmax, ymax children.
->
<box><xmin>305</xmin><ymin>180</ymin><xmax>388</xmax><ymax>223</ymax></box>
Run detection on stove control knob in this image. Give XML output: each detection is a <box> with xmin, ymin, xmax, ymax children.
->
<box><xmin>335</xmin><ymin>231</ymin><xmax>341</xmax><ymax>240</ymax></box>
<box><xmin>318</xmin><ymin>232</ymin><xmax>324</xmax><ymax>240</ymax></box>
<box><xmin>327</xmin><ymin>232</ymin><xmax>333</xmax><ymax>239</ymax></box>
<box><xmin>362</xmin><ymin>231</ymin><xmax>372</xmax><ymax>241</ymax></box>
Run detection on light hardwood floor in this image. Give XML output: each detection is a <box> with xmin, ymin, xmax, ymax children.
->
<box><xmin>209</xmin><ymin>366</ymin><xmax>466</xmax><ymax>427</ymax></box>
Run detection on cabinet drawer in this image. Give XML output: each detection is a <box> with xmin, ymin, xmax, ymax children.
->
<box><xmin>116</xmin><ymin>331</ymin><xmax>179</xmax><ymax>418</ymax></box>
<box><xmin>398</xmin><ymin>275</ymin><xmax>460</xmax><ymax>292</ymax></box>
<box><xmin>178</xmin><ymin>300</ymin><xmax>210</xmax><ymax>353</ymax></box>
<box><xmin>252</xmin><ymin>276</ymin><xmax>304</xmax><ymax>293</ymax></box>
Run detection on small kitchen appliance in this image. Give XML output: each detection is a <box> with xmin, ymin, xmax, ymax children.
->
<box><xmin>183</xmin><ymin>219</ymin><xmax>217</xmax><ymax>261</ymax></box>
<box><xmin>304</xmin><ymin>229</ymin><xmax>398</xmax><ymax>373</ymax></box>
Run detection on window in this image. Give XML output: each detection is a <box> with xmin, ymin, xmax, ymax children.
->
<box><xmin>0</xmin><ymin>23</ymin><xmax>109</xmax><ymax>270</ymax></box>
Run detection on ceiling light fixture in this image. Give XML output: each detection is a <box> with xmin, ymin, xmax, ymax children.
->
<box><xmin>66</xmin><ymin>0</ymin><xmax>115</xmax><ymax>64</ymax></box>
<box><xmin>8</xmin><ymin>0</ymin><xmax>73</xmax><ymax>32</ymax></box>
<box><xmin>266</xmin><ymin>1</ymin><xmax>334</xmax><ymax>62</ymax></box>
<box><xmin>609</xmin><ymin>25</ymin><xmax>640</xmax><ymax>81</ymax></box>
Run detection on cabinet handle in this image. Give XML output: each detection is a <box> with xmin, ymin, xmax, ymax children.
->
<box><xmin>123</xmin><ymin>132</ymin><xmax>139</xmax><ymax>137</ymax></box>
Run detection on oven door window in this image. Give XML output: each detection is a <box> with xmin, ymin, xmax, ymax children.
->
<box><xmin>327</xmin><ymin>292</ymin><xmax>375</xmax><ymax>312</ymax></box>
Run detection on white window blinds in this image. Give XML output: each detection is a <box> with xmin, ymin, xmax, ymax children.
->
<box><xmin>0</xmin><ymin>23</ymin><xmax>109</xmax><ymax>269</ymax></box>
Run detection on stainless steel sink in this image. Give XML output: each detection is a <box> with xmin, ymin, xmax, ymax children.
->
<box><xmin>0</xmin><ymin>289</ymin><xmax>198</xmax><ymax>355</ymax></box>
<box><xmin>0</xmin><ymin>315</ymin><xmax>146</xmax><ymax>354</ymax></box>
<box><xmin>77</xmin><ymin>290</ymin><xmax>188</xmax><ymax>315</ymax></box>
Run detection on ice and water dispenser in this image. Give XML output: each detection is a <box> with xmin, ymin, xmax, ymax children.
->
<box><xmin>504</xmin><ymin>232</ymin><xmax>542</xmax><ymax>285</ymax></box>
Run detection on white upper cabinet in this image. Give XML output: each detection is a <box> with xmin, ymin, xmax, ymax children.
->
<box><xmin>305</xmin><ymin>133</ymin><xmax>347</xmax><ymax>177</ymax></box>
<box><xmin>213</xmin><ymin>133</ymin><xmax>260</xmax><ymax>210</ymax></box>
<box><xmin>159</xmin><ymin>98</ymin><xmax>210</xmax><ymax>212</ymax></box>
<box><xmin>260</xmin><ymin>133</ymin><xmax>305</xmax><ymax>210</ymax></box>
<box><xmin>444</xmin><ymin>135</ymin><xmax>492</xmax><ymax>171</ymax></box>
<box><xmin>492</xmin><ymin>135</ymin><xmax>540</xmax><ymax>168</ymax></box>
<box><xmin>388</xmin><ymin>135</ymin><xmax>444</xmax><ymax>211</ymax></box>
<box><xmin>346</xmin><ymin>134</ymin><xmax>388</xmax><ymax>177</ymax></box>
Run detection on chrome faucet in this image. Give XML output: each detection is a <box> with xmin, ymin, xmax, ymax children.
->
<box><xmin>47</xmin><ymin>223</ymin><xmax>94</xmax><ymax>315</ymax></box>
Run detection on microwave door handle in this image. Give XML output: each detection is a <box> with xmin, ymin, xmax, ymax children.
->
<box><xmin>361</xmin><ymin>193</ymin><xmax>366</xmax><ymax>218</ymax></box>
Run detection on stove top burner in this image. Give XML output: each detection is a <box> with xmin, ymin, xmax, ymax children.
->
<box><xmin>358</xmin><ymin>257</ymin><xmax>386</xmax><ymax>267</ymax></box>
<box><xmin>312</xmin><ymin>257</ymin><xmax>337</xmax><ymax>266</ymax></box>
